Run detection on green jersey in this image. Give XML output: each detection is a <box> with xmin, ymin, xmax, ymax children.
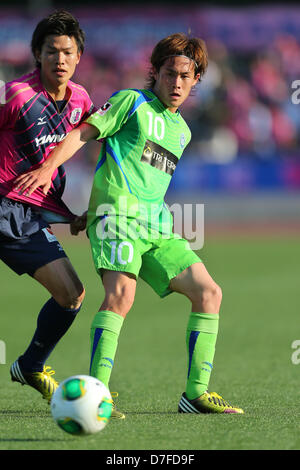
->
<box><xmin>85</xmin><ymin>88</ymin><xmax>191</xmax><ymax>233</ymax></box>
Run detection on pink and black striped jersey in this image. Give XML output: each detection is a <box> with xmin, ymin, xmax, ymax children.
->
<box><xmin>0</xmin><ymin>69</ymin><xmax>94</xmax><ymax>220</ymax></box>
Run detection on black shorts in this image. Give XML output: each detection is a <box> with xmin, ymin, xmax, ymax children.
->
<box><xmin>0</xmin><ymin>196</ymin><xmax>67</xmax><ymax>276</ymax></box>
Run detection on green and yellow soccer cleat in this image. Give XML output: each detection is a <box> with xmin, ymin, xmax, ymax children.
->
<box><xmin>110</xmin><ymin>391</ymin><xmax>125</xmax><ymax>419</ymax></box>
<box><xmin>10</xmin><ymin>360</ymin><xmax>58</xmax><ymax>404</ymax></box>
<box><xmin>178</xmin><ymin>391</ymin><xmax>244</xmax><ymax>414</ymax></box>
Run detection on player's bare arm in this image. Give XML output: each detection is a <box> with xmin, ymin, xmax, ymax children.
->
<box><xmin>14</xmin><ymin>122</ymin><xmax>99</xmax><ymax>196</ymax></box>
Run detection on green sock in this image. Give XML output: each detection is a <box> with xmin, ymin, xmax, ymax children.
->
<box><xmin>89</xmin><ymin>310</ymin><xmax>124</xmax><ymax>388</ymax></box>
<box><xmin>185</xmin><ymin>312</ymin><xmax>219</xmax><ymax>400</ymax></box>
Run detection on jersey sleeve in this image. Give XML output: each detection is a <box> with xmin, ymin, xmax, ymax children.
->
<box><xmin>84</xmin><ymin>89</ymin><xmax>138</xmax><ymax>140</ymax></box>
<box><xmin>81</xmin><ymin>92</ymin><xmax>95</xmax><ymax>121</ymax></box>
<box><xmin>86</xmin><ymin>102</ymin><xmax>96</xmax><ymax>118</ymax></box>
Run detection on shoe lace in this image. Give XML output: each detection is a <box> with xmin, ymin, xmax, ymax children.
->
<box><xmin>41</xmin><ymin>366</ymin><xmax>59</xmax><ymax>388</ymax></box>
<box><xmin>110</xmin><ymin>391</ymin><xmax>118</xmax><ymax>407</ymax></box>
<box><xmin>210</xmin><ymin>392</ymin><xmax>232</xmax><ymax>408</ymax></box>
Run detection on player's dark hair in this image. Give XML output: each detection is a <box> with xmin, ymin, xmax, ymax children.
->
<box><xmin>31</xmin><ymin>9</ymin><xmax>85</xmax><ymax>68</ymax></box>
<box><xmin>148</xmin><ymin>33</ymin><xmax>208</xmax><ymax>88</ymax></box>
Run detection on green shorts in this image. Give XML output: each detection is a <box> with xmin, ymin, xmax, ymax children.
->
<box><xmin>87</xmin><ymin>216</ymin><xmax>201</xmax><ymax>298</ymax></box>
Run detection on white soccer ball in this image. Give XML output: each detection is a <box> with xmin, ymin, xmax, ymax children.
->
<box><xmin>51</xmin><ymin>375</ymin><xmax>112</xmax><ymax>436</ymax></box>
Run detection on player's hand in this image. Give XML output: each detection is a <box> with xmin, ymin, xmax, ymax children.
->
<box><xmin>70</xmin><ymin>211</ymin><xmax>88</xmax><ymax>236</ymax></box>
<box><xmin>13</xmin><ymin>164</ymin><xmax>53</xmax><ymax>196</ymax></box>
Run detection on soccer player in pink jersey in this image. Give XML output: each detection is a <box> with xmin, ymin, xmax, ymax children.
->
<box><xmin>0</xmin><ymin>10</ymin><xmax>93</xmax><ymax>404</ymax></box>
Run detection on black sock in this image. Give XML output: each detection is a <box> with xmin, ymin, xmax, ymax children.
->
<box><xmin>19</xmin><ymin>297</ymin><xmax>81</xmax><ymax>372</ymax></box>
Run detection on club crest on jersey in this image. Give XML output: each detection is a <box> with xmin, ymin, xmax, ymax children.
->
<box><xmin>97</xmin><ymin>102</ymin><xmax>112</xmax><ymax>116</ymax></box>
<box><xmin>70</xmin><ymin>107</ymin><xmax>82</xmax><ymax>124</ymax></box>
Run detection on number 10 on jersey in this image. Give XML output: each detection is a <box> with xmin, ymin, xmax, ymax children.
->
<box><xmin>147</xmin><ymin>112</ymin><xmax>165</xmax><ymax>141</ymax></box>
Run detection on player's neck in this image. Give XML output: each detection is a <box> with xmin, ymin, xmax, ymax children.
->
<box><xmin>167</xmin><ymin>106</ymin><xmax>178</xmax><ymax>114</ymax></box>
<box><xmin>40</xmin><ymin>73</ymin><xmax>69</xmax><ymax>101</ymax></box>
<box><xmin>46</xmin><ymin>84</ymin><xmax>68</xmax><ymax>101</ymax></box>
<box><xmin>152</xmin><ymin>87</ymin><xmax>178</xmax><ymax>114</ymax></box>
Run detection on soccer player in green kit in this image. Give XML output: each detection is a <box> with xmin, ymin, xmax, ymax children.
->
<box><xmin>15</xmin><ymin>33</ymin><xmax>244</xmax><ymax>416</ymax></box>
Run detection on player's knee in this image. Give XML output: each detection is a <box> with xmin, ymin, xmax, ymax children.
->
<box><xmin>108</xmin><ymin>293</ymin><xmax>134</xmax><ymax>317</ymax></box>
<box><xmin>54</xmin><ymin>285</ymin><xmax>85</xmax><ymax>310</ymax></box>
<box><xmin>101</xmin><ymin>288</ymin><xmax>135</xmax><ymax>318</ymax></box>
<box><xmin>72</xmin><ymin>286</ymin><xmax>86</xmax><ymax>309</ymax></box>
<box><xmin>192</xmin><ymin>283</ymin><xmax>222</xmax><ymax>314</ymax></box>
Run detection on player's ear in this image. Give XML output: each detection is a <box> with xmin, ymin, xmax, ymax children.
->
<box><xmin>76</xmin><ymin>50</ymin><xmax>82</xmax><ymax>65</ymax></box>
<box><xmin>34</xmin><ymin>49</ymin><xmax>41</xmax><ymax>67</ymax></box>
<box><xmin>151</xmin><ymin>66</ymin><xmax>159</xmax><ymax>82</ymax></box>
<box><xmin>193</xmin><ymin>73</ymin><xmax>201</xmax><ymax>86</ymax></box>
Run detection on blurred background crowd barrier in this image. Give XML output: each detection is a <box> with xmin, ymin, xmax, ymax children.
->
<box><xmin>1</xmin><ymin>3</ymin><xmax>300</xmax><ymax>227</ymax></box>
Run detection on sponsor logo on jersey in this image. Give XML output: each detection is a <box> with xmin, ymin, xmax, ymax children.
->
<box><xmin>141</xmin><ymin>140</ymin><xmax>178</xmax><ymax>176</ymax></box>
<box><xmin>37</xmin><ymin>116</ymin><xmax>47</xmax><ymax>126</ymax></box>
<box><xmin>35</xmin><ymin>133</ymin><xmax>66</xmax><ymax>147</ymax></box>
<box><xmin>70</xmin><ymin>107</ymin><xmax>82</xmax><ymax>124</ymax></box>
<box><xmin>96</xmin><ymin>101</ymin><xmax>112</xmax><ymax>116</ymax></box>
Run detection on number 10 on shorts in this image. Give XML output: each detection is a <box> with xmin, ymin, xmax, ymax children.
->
<box><xmin>102</xmin><ymin>240</ymin><xmax>134</xmax><ymax>265</ymax></box>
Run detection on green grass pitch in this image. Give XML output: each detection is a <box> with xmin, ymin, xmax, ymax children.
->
<box><xmin>0</xmin><ymin>233</ymin><xmax>299</xmax><ymax>450</ymax></box>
